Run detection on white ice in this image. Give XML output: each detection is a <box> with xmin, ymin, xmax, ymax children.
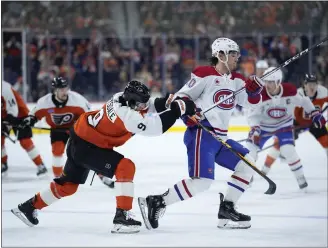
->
<box><xmin>1</xmin><ymin>131</ymin><xmax>327</xmax><ymax>247</ymax></box>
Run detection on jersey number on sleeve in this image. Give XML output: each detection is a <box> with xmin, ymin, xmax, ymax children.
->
<box><xmin>87</xmin><ymin>109</ymin><xmax>104</xmax><ymax>128</ymax></box>
<box><xmin>138</xmin><ymin>123</ymin><xmax>146</xmax><ymax>131</ymax></box>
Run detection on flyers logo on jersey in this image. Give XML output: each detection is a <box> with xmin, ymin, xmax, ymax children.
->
<box><xmin>51</xmin><ymin>113</ymin><xmax>74</xmax><ymax>125</ymax></box>
<box><xmin>213</xmin><ymin>89</ymin><xmax>235</xmax><ymax>110</ymax></box>
<box><xmin>267</xmin><ymin>108</ymin><xmax>287</xmax><ymax>119</ymax></box>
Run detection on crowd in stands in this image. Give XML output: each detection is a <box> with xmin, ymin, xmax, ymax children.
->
<box><xmin>2</xmin><ymin>1</ymin><xmax>328</xmax><ymax>102</ymax></box>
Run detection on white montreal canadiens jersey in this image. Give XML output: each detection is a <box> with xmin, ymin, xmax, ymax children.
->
<box><xmin>176</xmin><ymin>66</ymin><xmax>253</xmax><ymax>137</ymax></box>
<box><xmin>247</xmin><ymin>83</ymin><xmax>316</xmax><ymax>132</ymax></box>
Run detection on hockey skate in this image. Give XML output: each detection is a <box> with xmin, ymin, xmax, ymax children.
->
<box><xmin>1</xmin><ymin>162</ymin><xmax>8</xmax><ymax>176</ymax></box>
<box><xmin>111</xmin><ymin>208</ymin><xmax>141</xmax><ymax>234</ymax></box>
<box><xmin>36</xmin><ymin>164</ymin><xmax>48</xmax><ymax>177</ymax></box>
<box><xmin>98</xmin><ymin>175</ymin><xmax>115</xmax><ymax>188</ymax></box>
<box><xmin>138</xmin><ymin>194</ymin><xmax>166</xmax><ymax>230</ymax></box>
<box><xmin>11</xmin><ymin>196</ymin><xmax>39</xmax><ymax>227</ymax></box>
<box><xmin>217</xmin><ymin>193</ymin><xmax>251</xmax><ymax>229</ymax></box>
<box><xmin>297</xmin><ymin>175</ymin><xmax>308</xmax><ymax>191</ymax></box>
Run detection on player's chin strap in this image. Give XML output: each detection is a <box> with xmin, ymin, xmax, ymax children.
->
<box><xmin>201</xmin><ymin>36</ymin><xmax>328</xmax><ymax>117</ymax></box>
<box><xmin>217</xmin><ymin>52</ymin><xmax>231</xmax><ymax>76</ymax></box>
<box><xmin>188</xmin><ymin>116</ymin><xmax>277</xmax><ymax>195</ymax></box>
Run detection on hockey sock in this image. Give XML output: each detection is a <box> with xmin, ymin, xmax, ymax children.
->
<box><xmin>115</xmin><ymin>158</ymin><xmax>135</xmax><ymax>210</ymax></box>
<box><xmin>225</xmin><ymin>155</ymin><xmax>253</xmax><ymax>204</ymax></box>
<box><xmin>33</xmin><ymin>181</ymin><xmax>79</xmax><ymax>210</ymax></box>
<box><xmin>20</xmin><ymin>138</ymin><xmax>44</xmax><ymax>166</ymax></box>
<box><xmin>163</xmin><ymin>178</ymin><xmax>212</xmax><ymax>206</ymax></box>
<box><xmin>1</xmin><ymin>147</ymin><xmax>7</xmax><ymax>165</ymax></box>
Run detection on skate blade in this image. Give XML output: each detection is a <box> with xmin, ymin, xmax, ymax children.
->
<box><xmin>138</xmin><ymin>197</ymin><xmax>152</xmax><ymax>230</ymax></box>
<box><xmin>218</xmin><ymin>219</ymin><xmax>251</xmax><ymax>229</ymax></box>
<box><xmin>11</xmin><ymin>208</ymin><xmax>35</xmax><ymax>227</ymax></box>
<box><xmin>103</xmin><ymin>179</ymin><xmax>115</xmax><ymax>189</ymax></box>
<box><xmin>37</xmin><ymin>172</ymin><xmax>50</xmax><ymax>179</ymax></box>
<box><xmin>111</xmin><ymin>224</ymin><xmax>140</xmax><ymax>234</ymax></box>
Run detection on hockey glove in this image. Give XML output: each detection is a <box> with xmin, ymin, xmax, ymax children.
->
<box><xmin>245</xmin><ymin>75</ymin><xmax>264</xmax><ymax>97</ymax></box>
<box><xmin>311</xmin><ymin>110</ymin><xmax>326</xmax><ymax>129</ymax></box>
<box><xmin>1</xmin><ymin>122</ymin><xmax>11</xmax><ymax>137</ymax></box>
<box><xmin>181</xmin><ymin>107</ymin><xmax>204</xmax><ymax>127</ymax></box>
<box><xmin>248</xmin><ymin>126</ymin><xmax>261</xmax><ymax>145</ymax></box>
<box><xmin>3</xmin><ymin>114</ymin><xmax>21</xmax><ymax>126</ymax></box>
<box><xmin>171</xmin><ymin>98</ymin><xmax>196</xmax><ymax>117</ymax></box>
<box><xmin>19</xmin><ymin>115</ymin><xmax>37</xmax><ymax>129</ymax></box>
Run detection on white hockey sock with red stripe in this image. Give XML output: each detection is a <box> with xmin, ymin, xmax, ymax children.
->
<box><xmin>225</xmin><ymin>154</ymin><xmax>254</xmax><ymax>204</ymax></box>
<box><xmin>163</xmin><ymin>178</ymin><xmax>212</xmax><ymax>206</ymax></box>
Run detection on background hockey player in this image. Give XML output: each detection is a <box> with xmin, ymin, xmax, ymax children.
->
<box><xmin>256</xmin><ymin>60</ymin><xmax>269</xmax><ymax>77</ymax></box>
<box><xmin>138</xmin><ymin>37</ymin><xmax>264</xmax><ymax>230</ymax></box>
<box><xmin>1</xmin><ymin>81</ymin><xmax>47</xmax><ymax>176</ymax></box>
<box><xmin>261</xmin><ymin>74</ymin><xmax>328</xmax><ymax>175</ymax></box>
<box><xmin>245</xmin><ymin>68</ymin><xmax>326</xmax><ymax>190</ymax></box>
<box><xmin>11</xmin><ymin>80</ymin><xmax>196</xmax><ymax>234</ymax></box>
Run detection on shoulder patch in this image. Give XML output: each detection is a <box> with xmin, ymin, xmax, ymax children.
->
<box><xmin>231</xmin><ymin>72</ymin><xmax>246</xmax><ymax>81</ymax></box>
<box><xmin>192</xmin><ymin>66</ymin><xmax>220</xmax><ymax>78</ymax></box>
<box><xmin>281</xmin><ymin>83</ymin><xmax>297</xmax><ymax>97</ymax></box>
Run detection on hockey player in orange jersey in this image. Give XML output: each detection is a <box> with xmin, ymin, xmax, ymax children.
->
<box><xmin>11</xmin><ymin>80</ymin><xmax>196</xmax><ymax>234</ymax></box>
<box><xmin>18</xmin><ymin>77</ymin><xmax>114</xmax><ymax>187</ymax></box>
<box><xmin>261</xmin><ymin>74</ymin><xmax>328</xmax><ymax>175</ymax></box>
<box><xmin>1</xmin><ymin>81</ymin><xmax>47</xmax><ymax>176</ymax></box>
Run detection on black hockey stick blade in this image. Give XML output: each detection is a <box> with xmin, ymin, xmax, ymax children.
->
<box><xmin>264</xmin><ymin>178</ymin><xmax>277</xmax><ymax>195</ymax></box>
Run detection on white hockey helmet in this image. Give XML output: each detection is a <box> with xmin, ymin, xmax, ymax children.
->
<box><xmin>211</xmin><ymin>37</ymin><xmax>240</xmax><ymax>58</ymax></box>
<box><xmin>262</xmin><ymin>67</ymin><xmax>283</xmax><ymax>84</ymax></box>
<box><xmin>256</xmin><ymin>60</ymin><xmax>269</xmax><ymax>69</ymax></box>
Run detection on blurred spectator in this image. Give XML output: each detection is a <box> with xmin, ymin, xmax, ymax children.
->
<box><xmin>2</xmin><ymin>1</ymin><xmax>327</xmax><ymax>102</ymax></box>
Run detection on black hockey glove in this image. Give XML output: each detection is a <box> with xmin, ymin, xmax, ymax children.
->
<box><xmin>1</xmin><ymin>121</ymin><xmax>11</xmax><ymax>137</ymax></box>
<box><xmin>19</xmin><ymin>115</ymin><xmax>37</xmax><ymax>128</ymax></box>
<box><xmin>3</xmin><ymin>114</ymin><xmax>21</xmax><ymax>126</ymax></box>
<box><xmin>171</xmin><ymin>97</ymin><xmax>196</xmax><ymax>117</ymax></box>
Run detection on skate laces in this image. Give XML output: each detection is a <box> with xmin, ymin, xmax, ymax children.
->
<box><xmin>124</xmin><ymin>210</ymin><xmax>136</xmax><ymax>220</ymax></box>
<box><xmin>32</xmin><ymin>209</ymin><xmax>38</xmax><ymax>219</ymax></box>
<box><xmin>155</xmin><ymin>207</ymin><xmax>166</xmax><ymax>220</ymax></box>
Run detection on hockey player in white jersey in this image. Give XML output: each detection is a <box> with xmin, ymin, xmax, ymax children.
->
<box><xmin>245</xmin><ymin>68</ymin><xmax>326</xmax><ymax>190</ymax></box>
<box><xmin>138</xmin><ymin>37</ymin><xmax>265</xmax><ymax>229</ymax></box>
<box><xmin>261</xmin><ymin>74</ymin><xmax>328</xmax><ymax>177</ymax></box>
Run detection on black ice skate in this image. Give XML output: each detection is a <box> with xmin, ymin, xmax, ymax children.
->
<box><xmin>98</xmin><ymin>175</ymin><xmax>115</xmax><ymax>188</ymax></box>
<box><xmin>297</xmin><ymin>175</ymin><xmax>308</xmax><ymax>190</ymax></box>
<box><xmin>36</xmin><ymin>164</ymin><xmax>48</xmax><ymax>177</ymax></box>
<box><xmin>217</xmin><ymin>193</ymin><xmax>251</xmax><ymax>229</ymax></box>
<box><xmin>111</xmin><ymin>208</ymin><xmax>141</xmax><ymax>234</ymax></box>
<box><xmin>11</xmin><ymin>196</ymin><xmax>39</xmax><ymax>227</ymax></box>
<box><xmin>1</xmin><ymin>162</ymin><xmax>8</xmax><ymax>175</ymax></box>
<box><xmin>138</xmin><ymin>194</ymin><xmax>166</xmax><ymax>230</ymax></box>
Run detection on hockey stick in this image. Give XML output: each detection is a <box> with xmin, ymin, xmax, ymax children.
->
<box><xmin>32</xmin><ymin>127</ymin><xmax>70</xmax><ymax>132</ymax></box>
<box><xmin>1</xmin><ymin>130</ymin><xmax>16</xmax><ymax>144</ymax></box>
<box><xmin>201</xmin><ymin>36</ymin><xmax>328</xmax><ymax>116</ymax></box>
<box><xmin>189</xmin><ymin>116</ymin><xmax>276</xmax><ymax>195</ymax></box>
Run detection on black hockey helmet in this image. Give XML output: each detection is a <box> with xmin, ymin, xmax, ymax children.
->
<box><xmin>123</xmin><ymin>80</ymin><xmax>150</xmax><ymax>109</ymax></box>
<box><xmin>52</xmin><ymin>77</ymin><xmax>69</xmax><ymax>88</ymax></box>
<box><xmin>304</xmin><ymin>74</ymin><xmax>317</xmax><ymax>84</ymax></box>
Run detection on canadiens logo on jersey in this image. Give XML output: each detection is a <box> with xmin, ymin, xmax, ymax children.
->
<box><xmin>213</xmin><ymin>89</ymin><xmax>235</xmax><ymax>110</ymax></box>
<box><xmin>51</xmin><ymin>113</ymin><xmax>74</xmax><ymax>125</ymax></box>
<box><xmin>267</xmin><ymin>108</ymin><xmax>288</xmax><ymax>119</ymax></box>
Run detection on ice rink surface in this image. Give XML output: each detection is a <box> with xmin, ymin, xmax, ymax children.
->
<box><xmin>2</xmin><ymin>131</ymin><xmax>327</xmax><ymax>247</ymax></box>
